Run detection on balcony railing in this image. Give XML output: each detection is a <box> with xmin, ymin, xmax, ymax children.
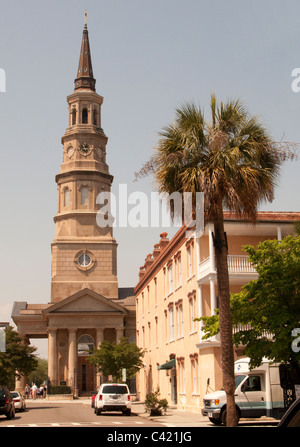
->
<box><xmin>198</xmin><ymin>254</ymin><xmax>256</xmax><ymax>277</ymax></box>
<box><xmin>227</xmin><ymin>255</ymin><xmax>256</xmax><ymax>273</ymax></box>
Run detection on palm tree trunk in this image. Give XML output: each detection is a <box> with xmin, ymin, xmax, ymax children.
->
<box><xmin>213</xmin><ymin>203</ymin><xmax>237</xmax><ymax>426</ymax></box>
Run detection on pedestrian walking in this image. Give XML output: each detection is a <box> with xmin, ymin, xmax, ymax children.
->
<box><xmin>25</xmin><ymin>384</ymin><xmax>30</xmax><ymax>399</ymax></box>
<box><xmin>32</xmin><ymin>383</ymin><xmax>37</xmax><ymax>400</ymax></box>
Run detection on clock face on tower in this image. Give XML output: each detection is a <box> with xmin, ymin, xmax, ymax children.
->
<box><xmin>79</xmin><ymin>143</ymin><xmax>91</xmax><ymax>156</ymax></box>
<box><xmin>66</xmin><ymin>146</ymin><xmax>75</xmax><ymax>158</ymax></box>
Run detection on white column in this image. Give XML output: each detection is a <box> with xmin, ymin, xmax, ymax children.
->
<box><xmin>277</xmin><ymin>226</ymin><xmax>282</xmax><ymax>240</ymax></box>
<box><xmin>96</xmin><ymin>329</ymin><xmax>104</xmax><ymax>388</ymax></box>
<box><xmin>116</xmin><ymin>327</ymin><xmax>124</xmax><ymax>344</ymax></box>
<box><xmin>210</xmin><ymin>278</ymin><xmax>216</xmax><ymax>315</ymax></box>
<box><xmin>68</xmin><ymin>329</ymin><xmax>77</xmax><ymax>393</ymax></box>
<box><xmin>48</xmin><ymin>329</ymin><xmax>57</xmax><ymax>386</ymax></box>
<box><xmin>198</xmin><ymin>284</ymin><xmax>203</xmax><ymax>341</ymax></box>
<box><xmin>15</xmin><ymin>334</ymin><xmax>29</xmax><ymax>393</ymax></box>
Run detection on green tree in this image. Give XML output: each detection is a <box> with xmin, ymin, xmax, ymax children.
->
<box><xmin>88</xmin><ymin>337</ymin><xmax>145</xmax><ymax>383</ymax></box>
<box><xmin>28</xmin><ymin>358</ymin><xmax>48</xmax><ymax>386</ymax></box>
<box><xmin>0</xmin><ymin>326</ymin><xmax>38</xmax><ymax>389</ymax></box>
<box><xmin>136</xmin><ymin>95</ymin><xmax>282</xmax><ymax>425</ymax></box>
<box><xmin>200</xmin><ymin>235</ymin><xmax>300</xmax><ymax>373</ymax></box>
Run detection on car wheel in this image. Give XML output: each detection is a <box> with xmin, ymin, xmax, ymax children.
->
<box><xmin>6</xmin><ymin>407</ymin><xmax>14</xmax><ymax>420</ymax></box>
<box><xmin>221</xmin><ymin>408</ymin><xmax>240</xmax><ymax>426</ymax></box>
<box><xmin>209</xmin><ymin>417</ymin><xmax>222</xmax><ymax>425</ymax></box>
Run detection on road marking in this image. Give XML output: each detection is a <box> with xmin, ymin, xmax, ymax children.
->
<box><xmin>135</xmin><ymin>421</ymin><xmax>144</xmax><ymax>424</ymax></box>
<box><xmin>51</xmin><ymin>423</ymin><xmax>60</xmax><ymax>426</ymax></box>
<box><xmin>72</xmin><ymin>422</ymin><xmax>81</xmax><ymax>426</ymax></box>
<box><xmin>28</xmin><ymin>424</ymin><xmax>38</xmax><ymax>427</ymax></box>
<box><xmin>113</xmin><ymin>421</ymin><xmax>122</xmax><ymax>424</ymax></box>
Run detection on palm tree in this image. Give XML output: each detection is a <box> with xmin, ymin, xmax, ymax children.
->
<box><xmin>137</xmin><ymin>95</ymin><xmax>282</xmax><ymax>426</ymax></box>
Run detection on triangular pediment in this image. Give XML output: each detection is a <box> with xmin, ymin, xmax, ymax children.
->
<box><xmin>43</xmin><ymin>288</ymin><xmax>127</xmax><ymax>315</ymax></box>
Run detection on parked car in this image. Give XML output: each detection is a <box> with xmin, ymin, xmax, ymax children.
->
<box><xmin>91</xmin><ymin>391</ymin><xmax>98</xmax><ymax>408</ymax></box>
<box><xmin>277</xmin><ymin>398</ymin><xmax>300</xmax><ymax>427</ymax></box>
<box><xmin>10</xmin><ymin>391</ymin><xmax>26</xmax><ymax>412</ymax></box>
<box><xmin>0</xmin><ymin>386</ymin><xmax>15</xmax><ymax>419</ymax></box>
<box><xmin>94</xmin><ymin>383</ymin><xmax>131</xmax><ymax>416</ymax></box>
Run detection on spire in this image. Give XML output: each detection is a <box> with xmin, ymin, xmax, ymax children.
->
<box><xmin>74</xmin><ymin>11</ymin><xmax>96</xmax><ymax>91</ymax></box>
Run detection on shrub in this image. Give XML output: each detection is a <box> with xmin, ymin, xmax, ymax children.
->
<box><xmin>48</xmin><ymin>385</ymin><xmax>71</xmax><ymax>395</ymax></box>
<box><xmin>145</xmin><ymin>387</ymin><xmax>168</xmax><ymax>416</ymax></box>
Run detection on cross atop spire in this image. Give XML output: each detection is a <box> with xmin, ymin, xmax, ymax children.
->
<box><xmin>74</xmin><ymin>11</ymin><xmax>96</xmax><ymax>91</ymax></box>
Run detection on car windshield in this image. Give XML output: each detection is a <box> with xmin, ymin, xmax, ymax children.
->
<box><xmin>235</xmin><ymin>375</ymin><xmax>247</xmax><ymax>389</ymax></box>
<box><xmin>101</xmin><ymin>385</ymin><xmax>128</xmax><ymax>394</ymax></box>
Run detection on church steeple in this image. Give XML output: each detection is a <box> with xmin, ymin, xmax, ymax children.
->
<box><xmin>74</xmin><ymin>11</ymin><xmax>96</xmax><ymax>91</ymax></box>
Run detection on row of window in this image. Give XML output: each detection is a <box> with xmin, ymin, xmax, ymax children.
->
<box><xmin>71</xmin><ymin>106</ymin><xmax>99</xmax><ymax>126</ymax></box>
<box><xmin>177</xmin><ymin>356</ymin><xmax>199</xmax><ymax>395</ymax></box>
<box><xmin>165</xmin><ymin>243</ymin><xmax>195</xmax><ymax>296</ymax></box>
<box><xmin>138</xmin><ymin>244</ymin><xmax>196</xmax><ymax>316</ymax></box>
<box><xmin>138</xmin><ymin>293</ymin><xmax>198</xmax><ymax>348</ymax></box>
<box><xmin>63</xmin><ymin>186</ymin><xmax>89</xmax><ymax>207</ymax></box>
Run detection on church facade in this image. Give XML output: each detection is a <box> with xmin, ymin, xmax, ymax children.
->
<box><xmin>12</xmin><ymin>20</ymin><xmax>135</xmax><ymax>396</ymax></box>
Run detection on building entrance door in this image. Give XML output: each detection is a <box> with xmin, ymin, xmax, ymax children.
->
<box><xmin>171</xmin><ymin>369</ymin><xmax>177</xmax><ymax>404</ymax></box>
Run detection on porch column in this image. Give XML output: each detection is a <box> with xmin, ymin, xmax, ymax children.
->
<box><xmin>96</xmin><ymin>329</ymin><xmax>104</xmax><ymax>388</ymax></box>
<box><xmin>198</xmin><ymin>284</ymin><xmax>204</xmax><ymax>341</ymax></box>
<box><xmin>68</xmin><ymin>329</ymin><xmax>77</xmax><ymax>395</ymax></box>
<box><xmin>210</xmin><ymin>278</ymin><xmax>217</xmax><ymax>315</ymax></box>
<box><xmin>15</xmin><ymin>334</ymin><xmax>29</xmax><ymax>393</ymax></box>
<box><xmin>116</xmin><ymin>327</ymin><xmax>124</xmax><ymax>344</ymax></box>
<box><xmin>48</xmin><ymin>328</ymin><xmax>57</xmax><ymax>386</ymax></box>
<box><xmin>277</xmin><ymin>226</ymin><xmax>282</xmax><ymax>240</ymax></box>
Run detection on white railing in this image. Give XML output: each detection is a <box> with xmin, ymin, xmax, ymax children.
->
<box><xmin>227</xmin><ymin>255</ymin><xmax>256</xmax><ymax>273</ymax></box>
<box><xmin>198</xmin><ymin>254</ymin><xmax>256</xmax><ymax>277</ymax></box>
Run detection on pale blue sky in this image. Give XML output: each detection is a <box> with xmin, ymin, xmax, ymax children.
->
<box><xmin>0</xmin><ymin>0</ymin><xmax>299</xmax><ymax>356</ymax></box>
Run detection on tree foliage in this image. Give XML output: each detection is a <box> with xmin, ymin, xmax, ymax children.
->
<box><xmin>27</xmin><ymin>358</ymin><xmax>48</xmax><ymax>386</ymax></box>
<box><xmin>136</xmin><ymin>95</ymin><xmax>283</xmax><ymax>426</ymax></box>
<box><xmin>200</xmin><ymin>234</ymin><xmax>300</xmax><ymax>370</ymax></box>
<box><xmin>88</xmin><ymin>337</ymin><xmax>145</xmax><ymax>383</ymax></box>
<box><xmin>0</xmin><ymin>326</ymin><xmax>38</xmax><ymax>389</ymax></box>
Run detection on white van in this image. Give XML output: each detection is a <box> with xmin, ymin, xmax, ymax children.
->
<box><xmin>202</xmin><ymin>357</ymin><xmax>285</xmax><ymax>425</ymax></box>
<box><xmin>94</xmin><ymin>383</ymin><xmax>131</xmax><ymax>416</ymax></box>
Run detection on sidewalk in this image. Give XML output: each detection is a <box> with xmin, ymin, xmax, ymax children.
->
<box><xmin>131</xmin><ymin>401</ymin><xmax>208</xmax><ymax>425</ymax></box>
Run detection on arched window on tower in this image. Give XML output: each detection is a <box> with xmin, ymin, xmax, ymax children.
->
<box><xmin>82</xmin><ymin>107</ymin><xmax>88</xmax><ymax>124</ymax></box>
<box><xmin>71</xmin><ymin>108</ymin><xmax>77</xmax><ymax>125</ymax></box>
<box><xmin>80</xmin><ymin>186</ymin><xmax>89</xmax><ymax>205</ymax></box>
<box><xmin>93</xmin><ymin>108</ymin><xmax>98</xmax><ymax>126</ymax></box>
<box><xmin>64</xmin><ymin>187</ymin><xmax>70</xmax><ymax>207</ymax></box>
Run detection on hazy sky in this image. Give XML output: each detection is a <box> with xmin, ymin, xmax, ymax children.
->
<box><xmin>0</xmin><ymin>0</ymin><xmax>299</xmax><ymax>357</ymax></box>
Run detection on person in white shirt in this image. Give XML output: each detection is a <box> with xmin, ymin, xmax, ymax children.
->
<box><xmin>31</xmin><ymin>383</ymin><xmax>37</xmax><ymax>400</ymax></box>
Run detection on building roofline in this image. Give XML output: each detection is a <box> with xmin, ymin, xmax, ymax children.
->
<box><xmin>134</xmin><ymin>211</ymin><xmax>300</xmax><ymax>295</ymax></box>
